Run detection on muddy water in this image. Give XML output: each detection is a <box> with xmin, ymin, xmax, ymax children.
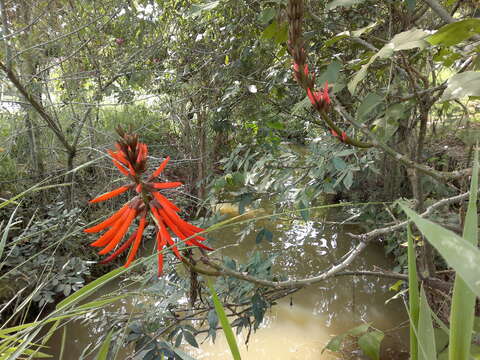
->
<box><xmin>194</xmin><ymin>206</ymin><xmax>409</xmax><ymax>359</ymax></box>
<box><xmin>48</xmin><ymin>204</ymin><xmax>409</xmax><ymax>359</ymax></box>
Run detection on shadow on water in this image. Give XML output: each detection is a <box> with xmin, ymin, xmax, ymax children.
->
<box><xmin>47</xmin><ymin>203</ymin><xmax>409</xmax><ymax>359</ymax></box>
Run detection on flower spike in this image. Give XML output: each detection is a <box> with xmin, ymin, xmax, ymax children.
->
<box><xmin>85</xmin><ymin>130</ymin><xmax>212</xmax><ymax>275</ymax></box>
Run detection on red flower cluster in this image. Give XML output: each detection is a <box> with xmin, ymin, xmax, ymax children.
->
<box><xmin>293</xmin><ymin>62</ymin><xmax>310</xmax><ymax>83</ymax></box>
<box><xmin>84</xmin><ymin>130</ymin><xmax>212</xmax><ymax>276</ymax></box>
<box><xmin>307</xmin><ymin>81</ymin><xmax>330</xmax><ymax>112</ymax></box>
<box><xmin>330</xmin><ymin>129</ymin><xmax>348</xmax><ymax>143</ymax></box>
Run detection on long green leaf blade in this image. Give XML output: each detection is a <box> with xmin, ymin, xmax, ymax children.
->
<box><xmin>96</xmin><ymin>329</ymin><xmax>114</xmax><ymax>360</ymax></box>
<box><xmin>418</xmin><ymin>286</ymin><xmax>436</xmax><ymax>360</ymax></box>
<box><xmin>407</xmin><ymin>224</ymin><xmax>420</xmax><ymax>360</ymax></box>
<box><xmin>207</xmin><ymin>280</ymin><xmax>241</xmax><ymax>360</ymax></box>
<box><xmin>399</xmin><ymin>204</ymin><xmax>480</xmax><ymax>297</ymax></box>
<box><xmin>0</xmin><ymin>204</ymin><xmax>21</xmax><ymax>268</ymax></box>
<box><xmin>449</xmin><ymin>149</ymin><xmax>478</xmax><ymax>360</ymax></box>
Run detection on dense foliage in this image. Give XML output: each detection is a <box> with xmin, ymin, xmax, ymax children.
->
<box><xmin>0</xmin><ymin>0</ymin><xmax>479</xmax><ymax>359</ymax></box>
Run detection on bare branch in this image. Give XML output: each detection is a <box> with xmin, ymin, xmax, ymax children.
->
<box><xmin>423</xmin><ymin>0</ymin><xmax>480</xmax><ymax>41</ymax></box>
<box><xmin>348</xmin><ymin>188</ymin><xmax>473</xmax><ymax>241</ymax></box>
<box><xmin>0</xmin><ymin>60</ymin><xmax>73</xmax><ymax>153</ymax></box>
<box><xmin>423</xmin><ymin>0</ymin><xmax>455</xmax><ymax>24</ymax></box>
<box><xmin>199</xmin><ymin>241</ymin><xmax>368</xmax><ymax>289</ymax></box>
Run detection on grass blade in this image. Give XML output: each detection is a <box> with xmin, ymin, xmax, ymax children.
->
<box><xmin>407</xmin><ymin>224</ymin><xmax>420</xmax><ymax>360</ymax></box>
<box><xmin>59</xmin><ymin>327</ymin><xmax>66</xmax><ymax>360</ymax></box>
<box><xmin>0</xmin><ymin>204</ymin><xmax>21</xmax><ymax>269</ymax></box>
<box><xmin>449</xmin><ymin>148</ymin><xmax>478</xmax><ymax>360</ymax></box>
<box><xmin>418</xmin><ymin>286</ymin><xmax>436</xmax><ymax>360</ymax></box>
<box><xmin>207</xmin><ymin>279</ymin><xmax>241</xmax><ymax>360</ymax></box>
<box><xmin>96</xmin><ymin>329</ymin><xmax>113</xmax><ymax>360</ymax></box>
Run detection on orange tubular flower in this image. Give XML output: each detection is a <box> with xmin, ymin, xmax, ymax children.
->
<box><xmin>84</xmin><ymin>129</ymin><xmax>212</xmax><ymax>276</ymax></box>
<box><xmin>89</xmin><ymin>185</ymin><xmax>131</xmax><ymax>203</ymax></box>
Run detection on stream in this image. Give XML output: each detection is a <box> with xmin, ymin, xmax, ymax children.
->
<box><xmin>48</xmin><ymin>203</ymin><xmax>409</xmax><ymax>359</ymax></box>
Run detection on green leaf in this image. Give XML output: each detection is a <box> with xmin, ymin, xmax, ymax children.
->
<box><xmin>407</xmin><ymin>224</ymin><xmax>420</xmax><ymax>360</ymax></box>
<box><xmin>399</xmin><ymin>204</ymin><xmax>480</xmax><ymax>297</ymax></box>
<box><xmin>358</xmin><ymin>330</ymin><xmax>384</xmax><ymax>360</ymax></box>
<box><xmin>386</xmin><ymin>103</ymin><xmax>409</xmax><ymax>122</ymax></box>
<box><xmin>274</xmin><ymin>23</ymin><xmax>288</xmax><ymax>44</ymax></box>
<box><xmin>348</xmin><ymin>323</ymin><xmax>371</xmax><ymax>336</ymax></box>
<box><xmin>441</xmin><ymin>71</ymin><xmax>480</xmax><ymax>101</ymax></box>
<box><xmin>405</xmin><ymin>0</ymin><xmax>416</xmax><ymax>10</ymax></box>
<box><xmin>175</xmin><ymin>332</ymin><xmax>183</xmax><ymax>348</ymax></box>
<box><xmin>258</xmin><ymin>8</ymin><xmax>276</xmax><ymax>25</ymax></box>
<box><xmin>298</xmin><ymin>200</ymin><xmax>309</xmax><ymax>221</ymax></box>
<box><xmin>348</xmin><ymin>63</ymin><xmax>370</xmax><ymax>95</ymax></box>
<box><xmin>356</xmin><ymin>93</ymin><xmax>383</xmax><ymax>123</ymax></box>
<box><xmin>326</xmin><ymin>0</ymin><xmax>367</xmax><ymax>10</ymax></box>
<box><xmin>324</xmin><ymin>23</ymin><xmax>377</xmax><ymax>47</ymax></box>
<box><xmin>323</xmin><ymin>333</ymin><xmax>347</xmax><ymax>352</ymax></box>
<box><xmin>173</xmin><ymin>349</ymin><xmax>198</xmax><ymax>360</ymax></box>
<box><xmin>343</xmin><ymin>171</ymin><xmax>353</xmax><ymax>189</ymax></box>
<box><xmin>207</xmin><ymin>280</ymin><xmax>241</xmax><ymax>360</ymax></box>
<box><xmin>427</xmin><ymin>19</ymin><xmax>480</xmax><ymax>46</ymax></box>
<box><xmin>266</xmin><ymin>121</ymin><xmax>285</xmax><ymax>130</ymax></box>
<box><xmin>349</xmin><ymin>29</ymin><xmax>429</xmax><ymax>94</ymax></box>
<box><xmin>389</xmin><ymin>280</ymin><xmax>404</xmax><ymax>292</ymax></box>
<box><xmin>255</xmin><ymin>228</ymin><xmax>273</xmax><ymax>244</ymax></box>
<box><xmin>387</xmin><ymin>28</ymin><xmax>429</xmax><ymax>51</ymax></box>
<box><xmin>317</xmin><ymin>61</ymin><xmax>342</xmax><ymax>86</ymax></box>
<box><xmin>332</xmin><ymin>157</ymin><xmax>347</xmax><ymax>170</ymax></box>
<box><xmin>188</xmin><ymin>1</ymin><xmax>220</xmax><ymax>17</ymax></box>
<box><xmin>449</xmin><ymin>148</ymin><xmax>478</xmax><ymax>359</ymax></box>
<box><xmin>418</xmin><ymin>287</ymin><xmax>436</xmax><ymax>360</ymax></box>
<box><xmin>262</xmin><ymin>21</ymin><xmax>278</xmax><ymax>40</ymax></box>
<box><xmin>238</xmin><ymin>193</ymin><xmax>252</xmax><ymax>215</ymax></box>
<box><xmin>58</xmin><ymin>327</ymin><xmax>66</xmax><ymax>360</ymax></box>
<box><xmin>183</xmin><ymin>332</ymin><xmax>199</xmax><ymax>348</ymax></box>
<box><xmin>96</xmin><ymin>329</ymin><xmax>113</xmax><ymax>360</ymax></box>
<box><xmin>322</xmin><ymin>323</ymin><xmax>370</xmax><ymax>353</ymax></box>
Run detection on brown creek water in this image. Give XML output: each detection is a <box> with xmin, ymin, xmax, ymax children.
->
<box><xmin>47</xmin><ymin>203</ymin><xmax>409</xmax><ymax>359</ymax></box>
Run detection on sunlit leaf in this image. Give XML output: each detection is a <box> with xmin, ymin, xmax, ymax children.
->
<box><xmin>322</xmin><ymin>323</ymin><xmax>370</xmax><ymax>353</ymax></box>
<box><xmin>327</xmin><ymin>0</ymin><xmax>367</xmax><ymax>10</ymax></box>
<box><xmin>427</xmin><ymin>19</ymin><xmax>480</xmax><ymax>46</ymax></box>
<box><xmin>188</xmin><ymin>1</ymin><xmax>220</xmax><ymax>17</ymax></box>
<box><xmin>349</xmin><ymin>29</ymin><xmax>429</xmax><ymax>94</ymax></box>
<box><xmin>358</xmin><ymin>330</ymin><xmax>384</xmax><ymax>360</ymax></box>
<box><xmin>389</xmin><ymin>280</ymin><xmax>404</xmax><ymax>292</ymax></box>
<box><xmin>441</xmin><ymin>71</ymin><xmax>480</xmax><ymax>101</ymax></box>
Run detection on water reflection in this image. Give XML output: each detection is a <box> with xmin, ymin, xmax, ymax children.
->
<box><xmin>201</xmin><ymin>210</ymin><xmax>409</xmax><ymax>359</ymax></box>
